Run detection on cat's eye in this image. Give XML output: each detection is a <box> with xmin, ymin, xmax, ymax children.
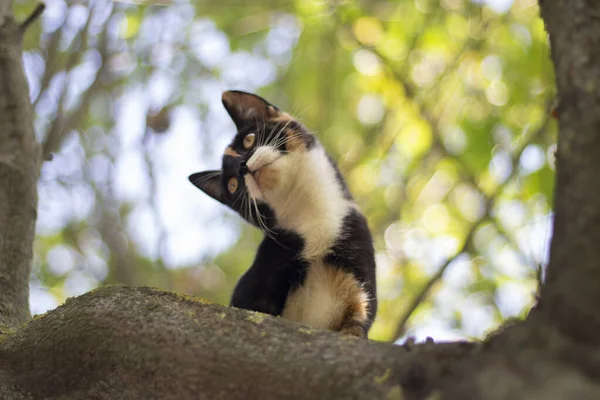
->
<box><xmin>227</xmin><ymin>177</ymin><xmax>238</xmax><ymax>194</ymax></box>
<box><xmin>243</xmin><ymin>133</ymin><xmax>256</xmax><ymax>150</ymax></box>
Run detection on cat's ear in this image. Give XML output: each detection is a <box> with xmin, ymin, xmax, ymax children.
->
<box><xmin>189</xmin><ymin>170</ymin><xmax>226</xmax><ymax>204</ymax></box>
<box><xmin>222</xmin><ymin>90</ymin><xmax>280</xmax><ymax>130</ymax></box>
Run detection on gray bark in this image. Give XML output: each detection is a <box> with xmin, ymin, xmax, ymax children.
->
<box><xmin>2</xmin><ymin>0</ymin><xmax>600</xmax><ymax>399</ymax></box>
<box><xmin>0</xmin><ymin>286</ymin><xmax>475</xmax><ymax>400</ymax></box>
<box><xmin>537</xmin><ymin>0</ymin><xmax>600</xmax><ymax>346</ymax></box>
<box><xmin>0</xmin><ymin>2</ymin><xmax>40</xmax><ymax>333</ymax></box>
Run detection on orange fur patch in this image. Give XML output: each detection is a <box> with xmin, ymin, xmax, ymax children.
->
<box><xmin>271</xmin><ymin>111</ymin><xmax>293</xmax><ymax>122</ymax></box>
<box><xmin>254</xmin><ymin>167</ymin><xmax>279</xmax><ymax>191</ymax></box>
<box><xmin>267</xmin><ymin>106</ymin><xmax>281</xmax><ymax>118</ymax></box>
<box><xmin>224</xmin><ymin>147</ymin><xmax>240</xmax><ymax>157</ymax></box>
<box><xmin>329</xmin><ymin>268</ymin><xmax>368</xmax><ymax>328</ymax></box>
<box><xmin>285</xmin><ymin>128</ymin><xmax>307</xmax><ymax>152</ymax></box>
<box><xmin>281</xmin><ymin>262</ymin><xmax>368</xmax><ymax>334</ymax></box>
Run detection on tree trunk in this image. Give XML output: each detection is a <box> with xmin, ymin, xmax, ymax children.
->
<box><xmin>2</xmin><ymin>0</ymin><xmax>600</xmax><ymax>399</ymax></box>
<box><xmin>537</xmin><ymin>0</ymin><xmax>600</xmax><ymax>347</ymax></box>
<box><xmin>0</xmin><ymin>2</ymin><xmax>40</xmax><ymax>334</ymax></box>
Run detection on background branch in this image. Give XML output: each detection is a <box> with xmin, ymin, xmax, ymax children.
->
<box><xmin>392</xmin><ymin>110</ymin><xmax>553</xmax><ymax>341</ymax></box>
<box><xmin>355</xmin><ymin>10</ymin><xmax>553</xmax><ymax>340</ymax></box>
<box><xmin>41</xmin><ymin>4</ymin><xmax>103</xmax><ymax>160</ymax></box>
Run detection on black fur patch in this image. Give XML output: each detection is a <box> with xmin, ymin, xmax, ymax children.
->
<box><xmin>324</xmin><ymin>209</ymin><xmax>378</xmax><ymax>328</ymax></box>
<box><xmin>230</xmin><ymin>231</ymin><xmax>308</xmax><ymax>316</ymax></box>
<box><xmin>327</xmin><ymin>153</ymin><xmax>353</xmax><ymax>200</ymax></box>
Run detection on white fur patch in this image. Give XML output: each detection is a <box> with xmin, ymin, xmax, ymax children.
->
<box><xmin>244</xmin><ymin>174</ymin><xmax>263</xmax><ymax>201</ymax></box>
<box><xmin>247</xmin><ymin>146</ymin><xmax>280</xmax><ymax>172</ymax></box>
<box><xmin>245</xmin><ymin>143</ymin><xmax>351</xmax><ymax>260</ymax></box>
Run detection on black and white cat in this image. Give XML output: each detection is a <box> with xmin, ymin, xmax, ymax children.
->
<box><xmin>189</xmin><ymin>91</ymin><xmax>377</xmax><ymax>337</ymax></box>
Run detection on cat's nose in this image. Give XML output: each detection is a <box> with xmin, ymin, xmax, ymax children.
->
<box><xmin>238</xmin><ymin>161</ymin><xmax>248</xmax><ymax>175</ymax></box>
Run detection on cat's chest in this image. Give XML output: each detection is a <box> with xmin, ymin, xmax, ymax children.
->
<box><xmin>275</xmin><ymin>201</ymin><xmax>351</xmax><ymax>260</ymax></box>
<box><xmin>268</xmin><ymin>148</ymin><xmax>352</xmax><ymax>260</ymax></box>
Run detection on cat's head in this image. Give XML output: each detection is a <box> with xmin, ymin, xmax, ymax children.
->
<box><xmin>189</xmin><ymin>90</ymin><xmax>316</xmax><ymax>229</ymax></box>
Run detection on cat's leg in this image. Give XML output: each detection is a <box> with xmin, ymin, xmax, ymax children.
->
<box><xmin>230</xmin><ymin>266</ymin><xmax>290</xmax><ymax>317</ymax></box>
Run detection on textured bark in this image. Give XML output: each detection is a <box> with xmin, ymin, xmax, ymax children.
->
<box><xmin>2</xmin><ymin>286</ymin><xmax>600</xmax><ymax>400</ymax></box>
<box><xmin>536</xmin><ymin>0</ymin><xmax>600</xmax><ymax>347</ymax></box>
<box><xmin>0</xmin><ymin>286</ymin><xmax>473</xmax><ymax>400</ymax></box>
<box><xmin>2</xmin><ymin>0</ymin><xmax>600</xmax><ymax>399</ymax></box>
<box><xmin>0</xmin><ymin>3</ymin><xmax>41</xmax><ymax>333</ymax></box>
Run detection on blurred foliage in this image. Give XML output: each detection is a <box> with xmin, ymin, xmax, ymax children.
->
<box><xmin>18</xmin><ymin>0</ymin><xmax>556</xmax><ymax>342</ymax></box>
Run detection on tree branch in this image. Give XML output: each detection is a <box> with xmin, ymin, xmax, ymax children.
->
<box><xmin>537</xmin><ymin>0</ymin><xmax>600</xmax><ymax>346</ymax></box>
<box><xmin>41</xmin><ymin>5</ymin><xmax>104</xmax><ymax>160</ymax></box>
<box><xmin>3</xmin><ymin>286</ymin><xmax>599</xmax><ymax>399</ymax></box>
<box><xmin>0</xmin><ymin>0</ymin><xmax>10</xmax><ymax>25</ymax></box>
<box><xmin>0</xmin><ymin>286</ymin><xmax>476</xmax><ymax>400</ymax></box>
<box><xmin>19</xmin><ymin>3</ymin><xmax>45</xmax><ymax>33</ymax></box>
<box><xmin>32</xmin><ymin>27</ymin><xmax>60</xmax><ymax>108</ymax></box>
<box><xmin>0</xmin><ymin>4</ymin><xmax>42</xmax><ymax>333</ymax></box>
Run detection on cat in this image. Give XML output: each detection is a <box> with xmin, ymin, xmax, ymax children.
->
<box><xmin>189</xmin><ymin>91</ymin><xmax>377</xmax><ymax>337</ymax></box>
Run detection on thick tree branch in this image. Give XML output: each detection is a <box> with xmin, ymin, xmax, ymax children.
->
<box><xmin>0</xmin><ymin>286</ymin><xmax>475</xmax><ymax>400</ymax></box>
<box><xmin>0</xmin><ymin>5</ymin><xmax>41</xmax><ymax>333</ymax></box>
<box><xmin>537</xmin><ymin>0</ymin><xmax>600</xmax><ymax>346</ymax></box>
<box><xmin>3</xmin><ymin>286</ymin><xmax>600</xmax><ymax>399</ymax></box>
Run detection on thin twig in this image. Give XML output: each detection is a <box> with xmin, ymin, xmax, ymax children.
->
<box><xmin>431</xmin><ymin>140</ymin><xmax>536</xmax><ymax>272</ymax></box>
<box><xmin>391</xmin><ymin>215</ymin><xmax>482</xmax><ymax>342</ymax></box>
<box><xmin>20</xmin><ymin>3</ymin><xmax>45</xmax><ymax>32</ymax></box>
<box><xmin>489</xmin><ymin>218</ymin><xmax>536</xmax><ymax>275</ymax></box>
<box><xmin>33</xmin><ymin>28</ymin><xmax>61</xmax><ymax>107</ymax></box>
<box><xmin>42</xmin><ymin>10</ymin><xmax>108</xmax><ymax>160</ymax></box>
